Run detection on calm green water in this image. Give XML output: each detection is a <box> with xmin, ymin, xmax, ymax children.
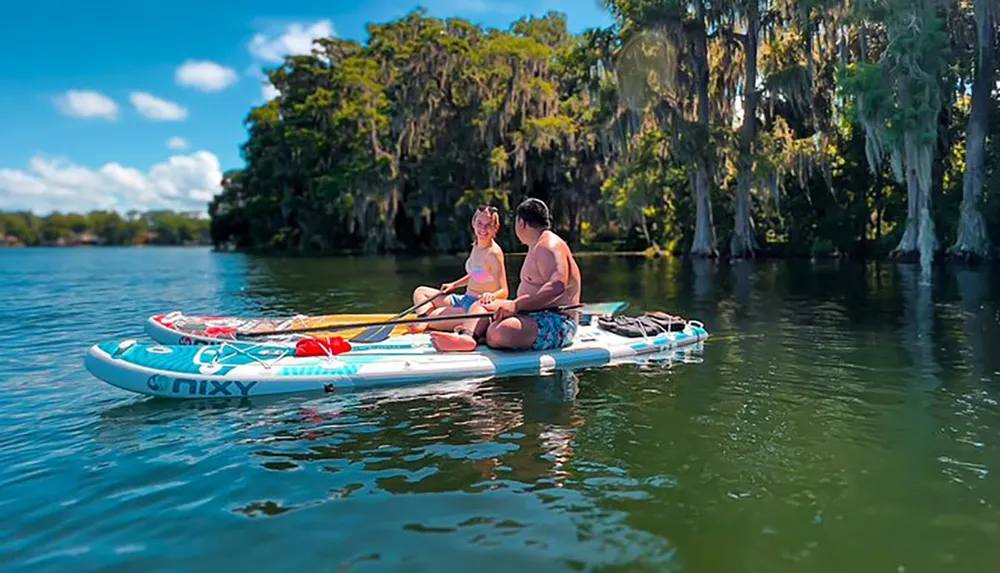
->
<box><xmin>2</xmin><ymin>247</ymin><xmax>1000</xmax><ymax>572</ymax></box>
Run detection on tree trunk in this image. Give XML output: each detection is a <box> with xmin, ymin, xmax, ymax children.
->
<box><xmin>889</xmin><ymin>1</ymin><xmax>943</xmax><ymax>280</ymax></box>
<box><xmin>690</xmin><ymin>0</ymin><xmax>718</xmax><ymax>258</ymax></box>
<box><xmin>691</xmin><ymin>167</ymin><xmax>717</xmax><ymax>256</ymax></box>
<box><xmin>895</xmin><ymin>130</ymin><xmax>939</xmax><ymax>281</ymax></box>
<box><xmin>382</xmin><ymin>162</ymin><xmax>401</xmax><ymax>252</ymax></box>
<box><xmin>568</xmin><ymin>192</ymin><xmax>580</xmax><ymax>247</ymax></box>
<box><xmin>951</xmin><ymin>0</ymin><xmax>993</xmax><ymax>260</ymax></box>
<box><xmin>640</xmin><ymin>210</ymin><xmax>652</xmax><ymax>247</ymax></box>
<box><xmin>730</xmin><ymin>5</ymin><xmax>761</xmax><ymax>258</ymax></box>
<box><xmin>731</xmin><ymin>168</ymin><xmax>759</xmax><ymax>257</ymax></box>
<box><xmin>894</xmin><ymin>138</ymin><xmax>920</xmax><ymax>256</ymax></box>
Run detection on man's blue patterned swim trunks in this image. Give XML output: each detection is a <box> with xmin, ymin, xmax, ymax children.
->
<box><xmin>530</xmin><ymin>310</ymin><xmax>578</xmax><ymax>351</ymax></box>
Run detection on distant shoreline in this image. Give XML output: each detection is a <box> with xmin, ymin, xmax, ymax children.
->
<box><xmin>210</xmin><ymin>243</ymin><xmax>1000</xmax><ymax>264</ymax></box>
<box><xmin>1</xmin><ymin>210</ymin><xmax>211</xmax><ymax>249</ymax></box>
<box><xmin>7</xmin><ymin>242</ymin><xmax>993</xmax><ymax>265</ymax></box>
<box><xmin>209</xmin><ymin>243</ymin><xmax>860</xmax><ymax>261</ymax></box>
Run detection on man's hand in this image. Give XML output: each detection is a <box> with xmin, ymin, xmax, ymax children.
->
<box><xmin>483</xmin><ymin>298</ymin><xmax>516</xmax><ymax>321</ymax></box>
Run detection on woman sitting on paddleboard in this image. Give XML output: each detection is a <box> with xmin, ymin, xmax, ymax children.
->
<box><xmin>409</xmin><ymin>205</ymin><xmax>508</xmax><ymax>333</ymax></box>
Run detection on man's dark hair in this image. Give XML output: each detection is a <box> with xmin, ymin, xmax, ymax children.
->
<box><xmin>515</xmin><ymin>198</ymin><xmax>551</xmax><ymax>229</ymax></box>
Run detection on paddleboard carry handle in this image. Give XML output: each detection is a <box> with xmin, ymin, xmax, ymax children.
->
<box><xmin>112</xmin><ymin>339</ymin><xmax>137</xmax><ymax>358</ymax></box>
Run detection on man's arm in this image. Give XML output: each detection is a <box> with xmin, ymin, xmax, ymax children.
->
<box><xmin>513</xmin><ymin>246</ymin><xmax>566</xmax><ymax>312</ymax></box>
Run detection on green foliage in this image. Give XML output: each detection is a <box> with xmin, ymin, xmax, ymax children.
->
<box><xmin>0</xmin><ymin>210</ymin><xmax>209</xmax><ymax>247</ymax></box>
<box><xmin>206</xmin><ymin>2</ymin><xmax>1000</xmax><ymax>259</ymax></box>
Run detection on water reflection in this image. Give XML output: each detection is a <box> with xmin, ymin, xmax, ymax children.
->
<box><xmin>898</xmin><ymin>263</ymin><xmax>941</xmax><ymax>389</ymax></box>
<box><xmin>88</xmin><ymin>366</ymin><xmax>692</xmax><ymax>569</ymax></box>
<box><xmin>689</xmin><ymin>257</ymin><xmax>715</xmax><ymax>309</ymax></box>
<box><xmin>94</xmin><ymin>371</ymin><xmax>587</xmax><ymax>490</ymax></box>
<box><xmin>730</xmin><ymin>258</ymin><xmax>755</xmax><ymax>310</ymax></box>
<box><xmin>238</xmin><ymin>372</ymin><xmax>587</xmax><ymax>492</ymax></box>
<box><xmin>953</xmin><ymin>266</ymin><xmax>992</xmax><ymax>382</ymax></box>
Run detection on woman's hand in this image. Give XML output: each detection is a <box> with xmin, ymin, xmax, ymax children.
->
<box><xmin>479</xmin><ymin>291</ymin><xmax>496</xmax><ymax>305</ymax></box>
<box><xmin>439</xmin><ymin>282</ymin><xmax>455</xmax><ymax>294</ymax></box>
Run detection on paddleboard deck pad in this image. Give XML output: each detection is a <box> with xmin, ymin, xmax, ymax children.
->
<box><xmin>146</xmin><ymin>311</ymin><xmax>403</xmax><ymax>345</ymax></box>
<box><xmin>145</xmin><ymin>302</ymin><xmax>631</xmax><ymax>346</ymax></box>
<box><xmin>86</xmin><ymin>317</ymin><xmax>708</xmax><ymax>399</ymax></box>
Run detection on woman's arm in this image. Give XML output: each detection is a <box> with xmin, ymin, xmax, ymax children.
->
<box><xmin>443</xmin><ymin>274</ymin><xmax>470</xmax><ymax>293</ymax></box>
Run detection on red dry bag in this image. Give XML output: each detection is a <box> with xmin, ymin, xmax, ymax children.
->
<box><xmin>295</xmin><ymin>336</ymin><xmax>352</xmax><ymax>357</ymax></box>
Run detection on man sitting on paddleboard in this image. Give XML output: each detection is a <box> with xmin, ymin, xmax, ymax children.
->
<box><xmin>431</xmin><ymin>198</ymin><xmax>581</xmax><ymax>352</ymax></box>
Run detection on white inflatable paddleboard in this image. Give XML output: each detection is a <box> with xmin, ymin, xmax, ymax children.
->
<box><xmin>85</xmin><ymin>320</ymin><xmax>709</xmax><ymax>399</ymax></box>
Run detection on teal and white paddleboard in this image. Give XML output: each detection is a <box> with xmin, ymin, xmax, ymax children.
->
<box><xmin>85</xmin><ymin>317</ymin><xmax>709</xmax><ymax>399</ymax></box>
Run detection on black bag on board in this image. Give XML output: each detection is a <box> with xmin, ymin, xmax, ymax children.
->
<box><xmin>596</xmin><ymin>312</ymin><xmax>687</xmax><ymax>338</ymax></box>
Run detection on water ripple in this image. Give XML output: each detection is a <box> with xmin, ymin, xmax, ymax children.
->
<box><xmin>3</xmin><ymin>251</ymin><xmax>1000</xmax><ymax>571</ymax></box>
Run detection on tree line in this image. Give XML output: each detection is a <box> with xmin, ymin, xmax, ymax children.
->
<box><xmin>0</xmin><ymin>210</ymin><xmax>211</xmax><ymax>247</ymax></box>
<box><xmin>209</xmin><ymin>1</ymin><xmax>1000</xmax><ymax>263</ymax></box>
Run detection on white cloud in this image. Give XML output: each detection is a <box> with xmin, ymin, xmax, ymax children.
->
<box><xmin>0</xmin><ymin>151</ymin><xmax>222</xmax><ymax>214</ymax></box>
<box><xmin>261</xmin><ymin>83</ymin><xmax>280</xmax><ymax>102</ymax></box>
<box><xmin>53</xmin><ymin>90</ymin><xmax>119</xmax><ymax>120</ymax></box>
<box><xmin>248</xmin><ymin>20</ymin><xmax>334</xmax><ymax>63</ymax></box>
<box><xmin>245</xmin><ymin>66</ymin><xmax>278</xmax><ymax>102</ymax></box>
<box><xmin>175</xmin><ymin>60</ymin><xmax>239</xmax><ymax>92</ymax></box>
<box><xmin>129</xmin><ymin>92</ymin><xmax>188</xmax><ymax>121</ymax></box>
<box><xmin>167</xmin><ymin>136</ymin><xmax>189</xmax><ymax>150</ymax></box>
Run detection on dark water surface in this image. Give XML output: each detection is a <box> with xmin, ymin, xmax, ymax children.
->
<box><xmin>2</xmin><ymin>247</ymin><xmax>1000</xmax><ymax>572</ymax></box>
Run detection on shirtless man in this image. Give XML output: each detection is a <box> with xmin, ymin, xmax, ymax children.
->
<box><xmin>430</xmin><ymin>198</ymin><xmax>582</xmax><ymax>352</ymax></box>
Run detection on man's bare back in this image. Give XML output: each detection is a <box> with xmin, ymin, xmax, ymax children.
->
<box><xmin>517</xmin><ymin>230</ymin><xmax>581</xmax><ymax>310</ymax></box>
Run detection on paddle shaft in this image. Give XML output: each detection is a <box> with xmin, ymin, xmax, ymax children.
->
<box><xmin>391</xmin><ymin>287</ymin><xmax>450</xmax><ymax>320</ymax></box>
<box><xmin>237</xmin><ymin>303</ymin><xmax>583</xmax><ymax>338</ymax></box>
<box><xmin>351</xmin><ymin>288</ymin><xmax>451</xmax><ymax>342</ymax></box>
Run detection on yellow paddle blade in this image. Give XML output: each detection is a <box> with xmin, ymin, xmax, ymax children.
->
<box><xmin>286</xmin><ymin>313</ymin><xmax>418</xmax><ymax>340</ymax></box>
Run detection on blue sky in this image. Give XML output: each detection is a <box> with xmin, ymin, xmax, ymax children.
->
<box><xmin>0</xmin><ymin>0</ymin><xmax>611</xmax><ymax>215</ymax></box>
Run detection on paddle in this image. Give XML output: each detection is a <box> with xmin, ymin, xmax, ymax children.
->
<box><xmin>235</xmin><ymin>303</ymin><xmax>584</xmax><ymax>339</ymax></box>
<box><xmin>350</xmin><ymin>288</ymin><xmax>451</xmax><ymax>344</ymax></box>
<box><xmin>354</xmin><ymin>299</ymin><xmax>627</xmax><ymax>344</ymax></box>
